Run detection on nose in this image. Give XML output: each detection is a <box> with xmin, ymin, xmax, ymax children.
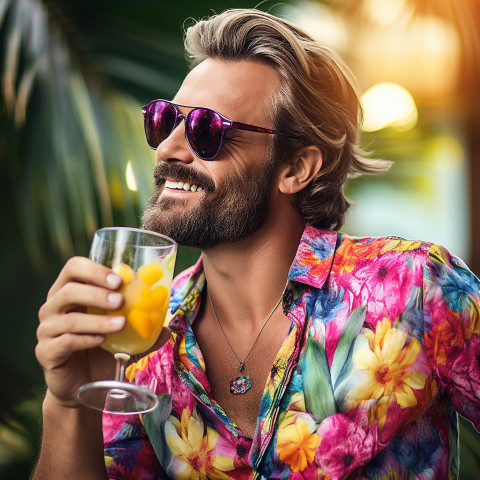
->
<box><xmin>155</xmin><ymin>114</ymin><xmax>195</xmax><ymax>165</ymax></box>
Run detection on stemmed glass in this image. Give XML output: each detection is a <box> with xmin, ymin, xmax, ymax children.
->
<box><xmin>77</xmin><ymin>227</ymin><xmax>177</xmax><ymax>414</ymax></box>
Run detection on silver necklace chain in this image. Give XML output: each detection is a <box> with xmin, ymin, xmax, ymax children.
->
<box><xmin>207</xmin><ymin>288</ymin><xmax>283</xmax><ymax>372</ymax></box>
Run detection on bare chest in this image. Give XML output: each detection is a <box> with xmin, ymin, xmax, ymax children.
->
<box><xmin>193</xmin><ymin>310</ymin><xmax>291</xmax><ymax>438</ymax></box>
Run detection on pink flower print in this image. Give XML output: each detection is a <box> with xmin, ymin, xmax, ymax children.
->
<box><xmin>344</xmin><ymin>252</ymin><xmax>421</xmax><ymax>329</ymax></box>
<box><xmin>171</xmin><ymin>374</ymin><xmax>195</xmax><ymax>414</ymax></box>
<box><xmin>315</xmin><ymin>413</ymin><xmax>378</xmax><ymax>479</ymax></box>
<box><xmin>448</xmin><ymin>336</ymin><xmax>480</xmax><ymax>403</ymax></box>
<box><xmin>231</xmin><ymin>435</ymin><xmax>252</xmax><ymax>470</ymax></box>
<box><xmin>125</xmin><ymin>341</ymin><xmax>175</xmax><ymax>395</ymax></box>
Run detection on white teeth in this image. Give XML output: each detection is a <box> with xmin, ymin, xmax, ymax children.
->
<box><xmin>165</xmin><ymin>180</ymin><xmax>201</xmax><ymax>192</ymax></box>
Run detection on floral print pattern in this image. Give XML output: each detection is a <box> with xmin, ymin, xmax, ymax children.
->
<box><xmin>347</xmin><ymin>317</ymin><xmax>427</xmax><ymax>428</ymax></box>
<box><xmin>104</xmin><ymin>225</ymin><xmax>480</xmax><ymax>479</ymax></box>
<box><xmin>165</xmin><ymin>406</ymin><xmax>235</xmax><ymax>480</ymax></box>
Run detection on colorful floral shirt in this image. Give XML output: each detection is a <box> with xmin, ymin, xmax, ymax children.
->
<box><xmin>103</xmin><ymin>225</ymin><xmax>480</xmax><ymax>479</ymax></box>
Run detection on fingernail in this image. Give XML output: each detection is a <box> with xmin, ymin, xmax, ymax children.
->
<box><xmin>107</xmin><ymin>292</ymin><xmax>123</xmax><ymax>305</ymax></box>
<box><xmin>110</xmin><ymin>316</ymin><xmax>125</xmax><ymax>327</ymax></box>
<box><xmin>106</xmin><ymin>273</ymin><xmax>122</xmax><ymax>289</ymax></box>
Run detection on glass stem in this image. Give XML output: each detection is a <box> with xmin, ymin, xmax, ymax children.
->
<box><xmin>114</xmin><ymin>353</ymin><xmax>131</xmax><ymax>382</ymax></box>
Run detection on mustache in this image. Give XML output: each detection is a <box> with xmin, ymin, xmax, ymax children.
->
<box><xmin>153</xmin><ymin>162</ymin><xmax>215</xmax><ymax>192</ymax></box>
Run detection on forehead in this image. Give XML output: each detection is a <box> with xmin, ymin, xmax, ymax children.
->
<box><xmin>173</xmin><ymin>58</ymin><xmax>279</xmax><ymax>125</ymax></box>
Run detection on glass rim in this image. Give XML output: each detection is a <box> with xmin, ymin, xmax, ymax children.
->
<box><xmin>93</xmin><ymin>227</ymin><xmax>177</xmax><ymax>250</ymax></box>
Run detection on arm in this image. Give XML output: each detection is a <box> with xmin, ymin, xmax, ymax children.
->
<box><xmin>32</xmin><ymin>257</ymin><xmax>126</xmax><ymax>479</ymax></box>
<box><xmin>423</xmin><ymin>244</ymin><xmax>480</xmax><ymax>429</ymax></box>
<box><xmin>33</xmin><ymin>390</ymin><xmax>107</xmax><ymax>479</ymax></box>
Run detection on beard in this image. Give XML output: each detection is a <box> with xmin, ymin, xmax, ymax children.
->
<box><xmin>141</xmin><ymin>158</ymin><xmax>277</xmax><ymax>250</ymax></box>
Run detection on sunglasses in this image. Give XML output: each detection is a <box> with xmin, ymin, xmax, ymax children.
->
<box><xmin>142</xmin><ymin>99</ymin><xmax>286</xmax><ymax>161</ymax></box>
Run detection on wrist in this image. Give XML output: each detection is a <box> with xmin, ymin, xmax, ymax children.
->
<box><xmin>34</xmin><ymin>389</ymin><xmax>107</xmax><ymax>480</ymax></box>
<box><xmin>42</xmin><ymin>388</ymin><xmax>103</xmax><ymax>428</ymax></box>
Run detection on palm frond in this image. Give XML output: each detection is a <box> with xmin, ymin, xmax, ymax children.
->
<box><xmin>0</xmin><ymin>0</ymin><xmax>160</xmax><ymax>264</ymax></box>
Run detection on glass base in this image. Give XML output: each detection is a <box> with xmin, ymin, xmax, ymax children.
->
<box><xmin>77</xmin><ymin>380</ymin><xmax>158</xmax><ymax>414</ymax></box>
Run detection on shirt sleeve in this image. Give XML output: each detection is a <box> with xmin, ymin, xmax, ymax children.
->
<box><xmin>103</xmin><ymin>412</ymin><xmax>168</xmax><ymax>479</ymax></box>
<box><xmin>423</xmin><ymin>243</ymin><xmax>480</xmax><ymax>430</ymax></box>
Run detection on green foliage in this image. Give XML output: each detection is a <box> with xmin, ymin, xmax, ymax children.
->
<box><xmin>303</xmin><ymin>336</ymin><xmax>337</xmax><ymax>423</ymax></box>
<box><xmin>0</xmin><ymin>0</ymin><xmax>283</xmax><ymax>476</ymax></box>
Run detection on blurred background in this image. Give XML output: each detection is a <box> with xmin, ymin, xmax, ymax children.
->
<box><xmin>1</xmin><ymin>0</ymin><xmax>479</xmax><ymax>477</ymax></box>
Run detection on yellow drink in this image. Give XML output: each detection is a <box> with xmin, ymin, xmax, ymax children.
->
<box><xmin>78</xmin><ymin>227</ymin><xmax>176</xmax><ymax>414</ymax></box>
<box><xmin>91</xmin><ymin>255</ymin><xmax>175</xmax><ymax>355</ymax></box>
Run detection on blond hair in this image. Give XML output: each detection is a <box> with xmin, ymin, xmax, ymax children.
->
<box><xmin>184</xmin><ymin>9</ymin><xmax>391</xmax><ymax>230</ymax></box>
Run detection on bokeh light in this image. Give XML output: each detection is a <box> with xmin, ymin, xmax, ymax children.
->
<box><xmin>361</xmin><ymin>82</ymin><xmax>418</xmax><ymax>132</ymax></box>
<box><xmin>126</xmin><ymin>161</ymin><xmax>138</xmax><ymax>192</ymax></box>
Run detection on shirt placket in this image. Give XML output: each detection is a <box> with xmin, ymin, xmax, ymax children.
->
<box><xmin>252</xmin><ymin>290</ymin><xmax>309</xmax><ymax>477</ymax></box>
<box><xmin>171</xmin><ymin>280</ymin><xmax>252</xmax><ymax>440</ymax></box>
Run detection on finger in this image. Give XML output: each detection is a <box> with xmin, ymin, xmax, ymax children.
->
<box><xmin>39</xmin><ymin>282</ymin><xmax>124</xmax><ymax>320</ymax></box>
<box><xmin>47</xmin><ymin>256</ymin><xmax>122</xmax><ymax>299</ymax></box>
<box><xmin>35</xmin><ymin>333</ymin><xmax>107</xmax><ymax>371</ymax></box>
<box><xmin>37</xmin><ymin>313</ymin><xmax>126</xmax><ymax>340</ymax></box>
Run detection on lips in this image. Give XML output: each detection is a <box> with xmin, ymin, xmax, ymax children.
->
<box><xmin>153</xmin><ymin>163</ymin><xmax>215</xmax><ymax>193</ymax></box>
<box><xmin>164</xmin><ymin>180</ymin><xmax>204</xmax><ymax>192</ymax></box>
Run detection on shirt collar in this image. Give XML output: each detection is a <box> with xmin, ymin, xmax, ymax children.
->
<box><xmin>169</xmin><ymin>225</ymin><xmax>338</xmax><ymax>332</ymax></box>
<box><xmin>287</xmin><ymin>225</ymin><xmax>338</xmax><ymax>290</ymax></box>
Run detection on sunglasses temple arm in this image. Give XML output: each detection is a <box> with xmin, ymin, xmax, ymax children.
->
<box><xmin>230</xmin><ymin>121</ymin><xmax>284</xmax><ymax>136</ymax></box>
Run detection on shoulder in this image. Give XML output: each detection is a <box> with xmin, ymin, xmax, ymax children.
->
<box><xmin>336</xmin><ymin>231</ymin><xmax>432</xmax><ymax>259</ymax></box>
<box><xmin>423</xmin><ymin>243</ymin><xmax>480</xmax><ymax>305</ymax></box>
<box><xmin>301</xmin><ymin>224</ymin><xmax>434</xmax><ymax>263</ymax></box>
<box><xmin>333</xmin><ymin>232</ymin><xmax>479</xmax><ymax>288</ymax></box>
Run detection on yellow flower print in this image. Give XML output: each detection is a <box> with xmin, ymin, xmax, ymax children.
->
<box><xmin>125</xmin><ymin>350</ymin><xmax>157</xmax><ymax>382</ymax></box>
<box><xmin>288</xmin><ymin>392</ymin><xmax>307</xmax><ymax>413</ymax></box>
<box><xmin>276</xmin><ymin>417</ymin><xmax>321</xmax><ymax>472</ymax></box>
<box><xmin>263</xmin><ymin>330</ymin><xmax>296</xmax><ymax>401</ymax></box>
<box><xmin>469</xmin><ymin>298</ymin><xmax>480</xmax><ymax>338</ymax></box>
<box><xmin>349</xmin><ymin>318</ymin><xmax>427</xmax><ymax>428</ymax></box>
<box><xmin>165</xmin><ymin>407</ymin><xmax>234</xmax><ymax>480</ymax></box>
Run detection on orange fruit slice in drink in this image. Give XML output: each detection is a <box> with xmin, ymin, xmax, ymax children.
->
<box><xmin>138</xmin><ymin>262</ymin><xmax>163</xmax><ymax>287</ymax></box>
<box><xmin>150</xmin><ymin>285</ymin><xmax>169</xmax><ymax>309</ymax></box>
<box><xmin>116</xmin><ymin>263</ymin><xmax>135</xmax><ymax>285</ymax></box>
<box><xmin>128</xmin><ymin>308</ymin><xmax>154</xmax><ymax>340</ymax></box>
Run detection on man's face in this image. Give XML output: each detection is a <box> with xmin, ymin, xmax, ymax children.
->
<box><xmin>142</xmin><ymin>59</ymin><xmax>281</xmax><ymax>250</ymax></box>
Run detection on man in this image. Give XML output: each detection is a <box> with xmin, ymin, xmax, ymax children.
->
<box><xmin>33</xmin><ymin>8</ymin><xmax>480</xmax><ymax>480</ymax></box>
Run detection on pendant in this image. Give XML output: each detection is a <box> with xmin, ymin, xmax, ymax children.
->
<box><xmin>230</xmin><ymin>375</ymin><xmax>252</xmax><ymax>394</ymax></box>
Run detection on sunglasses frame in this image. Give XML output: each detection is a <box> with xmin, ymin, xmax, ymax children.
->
<box><xmin>142</xmin><ymin>99</ymin><xmax>286</xmax><ymax>161</ymax></box>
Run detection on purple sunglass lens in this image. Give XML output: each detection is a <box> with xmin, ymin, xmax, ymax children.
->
<box><xmin>146</xmin><ymin>101</ymin><xmax>177</xmax><ymax>148</ymax></box>
<box><xmin>186</xmin><ymin>108</ymin><xmax>224</xmax><ymax>159</ymax></box>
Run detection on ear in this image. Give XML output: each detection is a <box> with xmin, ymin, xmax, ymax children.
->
<box><xmin>278</xmin><ymin>146</ymin><xmax>323</xmax><ymax>195</ymax></box>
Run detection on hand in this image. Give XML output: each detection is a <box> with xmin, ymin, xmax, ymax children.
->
<box><xmin>36</xmin><ymin>257</ymin><xmax>127</xmax><ymax>408</ymax></box>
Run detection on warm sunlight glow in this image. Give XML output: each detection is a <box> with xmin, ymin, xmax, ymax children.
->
<box><xmin>126</xmin><ymin>161</ymin><xmax>138</xmax><ymax>191</ymax></box>
<box><xmin>361</xmin><ymin>82</ymin><xmax>418</xmax><ymax>132</ymax></box>
<box><xmin>365</xmin><ymin>0</ymin><xmax>411</xmax><ymax>25</ymax></box>
<box><xmin>354</xmin><ymin>15</ymin><xmax>460</xmax><ymax>98</ymax></box>
<box><xmin>279</xmin><ymin>1</ymin><xmax>349</xmax><ymax>52</ymax></box>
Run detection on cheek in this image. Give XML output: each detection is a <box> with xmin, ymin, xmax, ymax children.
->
<box><xmin>217</xmin><ymin>142</ymin><xmax>270</xmax><ymax>177</ymax></box>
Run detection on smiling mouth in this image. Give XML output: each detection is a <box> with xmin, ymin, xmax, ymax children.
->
<box><xmin>164</xmin><ymin>180</ymin><xmax>204</xmax><ymax>192</ymax></box>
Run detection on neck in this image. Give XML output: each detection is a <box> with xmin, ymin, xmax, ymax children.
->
<box><xmin>202</xmin><ymin>212</ymin><xmax>304</xmax><ymax>330</ymax></box>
